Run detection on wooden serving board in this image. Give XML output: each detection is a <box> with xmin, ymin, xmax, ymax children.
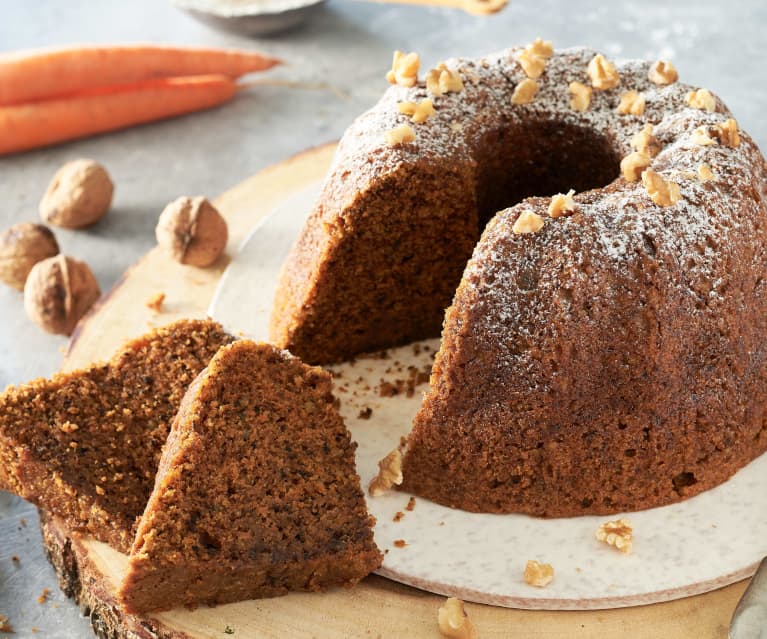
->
<box><xmin>45</xmin><ymin>143</ymin><xmax>747</xmax><ymax>638</ymax></box>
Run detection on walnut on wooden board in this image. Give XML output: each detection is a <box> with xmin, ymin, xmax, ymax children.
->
<box><xmin>438</xmin><ymin>597</ymin><xmax>478</xmax><ymax>639</ymax></box>
<box><xmin>155</xmin><ymin>196</ymin><xmax>228</xmax><ymax>267</ymax></box>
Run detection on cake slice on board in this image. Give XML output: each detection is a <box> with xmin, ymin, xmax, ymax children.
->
<box><xmin>0</xmin><ymin>319</ymin><xmax>234</xmax><ymax>552</ymax></box>
<box><xmin>118</xmin><ymin>340</ymin><xmax>382</xmax><ymax>613</ymax></box>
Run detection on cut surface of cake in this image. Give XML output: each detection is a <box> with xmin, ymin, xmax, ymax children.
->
<box><xmin>271</xmin><ymin>45</ymin><xmax>767</xmax><ymax>516</ymax></box>
<box><xmin>0</xmin><ymin>319</ymin><xmax>234</xmax><ymax>551</ymax></box>
<box><xmin>119</xmin><ymin>340</ymin><xmax>381</xmax><ymax>614</ymax></box>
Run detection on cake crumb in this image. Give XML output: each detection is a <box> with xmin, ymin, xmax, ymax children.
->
<box><xmin>19</xmin><ymin>518</ymin><xmax>26</xmax><ymax>527</ymax></box>
<box><xmin>393</xmin><ymin>511</ymin><xmax>405</xmax><ymax>522</ymax></box>
<box><xmin>405</xmin><ymin>496</ymin><xmax>416</xmax><ymax>511</ymax></box>
<box><xmin>0</xmin><ymin>615</ymin><xmax>12</xmax><ymax>633</ymax></box>
<box><xmin>437</xmin><ymin>598</ymin><xmax>477</xmax><ymax>639</ymax></box>
<box><xmin>11</xmin><ymin>555</ymin><xmax>19</xmax><ymax>564</ymax></box>
<box><xmin>37</xmin><ymin>588</ymin><xmax>50</xmax><ymax>605</ymax></box>
<box><xmin>358</xmin><ymin>407</ymin><xmax>373</xmax><ymax>420</ymax></box>
<box><xmin>145</xmin><ymin>292</ymin><xmax>165</xmax><ymax>312</ymax></box>
<box><xmin>393</xmin><ymin>539</ymin><xmax>408</xmax><ymax>548</ymax></box>
<box><xmin>523</xmin><ymin>560</ymin><xmax>554</xmax><ymax>587</ymax></box>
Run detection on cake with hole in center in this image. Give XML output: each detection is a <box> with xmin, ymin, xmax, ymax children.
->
<box><xmin>119</xmin><ymin>340</ymin><xmax>381</xmax><ymax>613</ymax></box>
<box><xmin>270</xmin><ymin>44</ymin><xmax>767</xmax><ymax>516</ymax></box>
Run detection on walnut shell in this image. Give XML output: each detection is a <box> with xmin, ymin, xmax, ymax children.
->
<box><xmin>155</xmin><ymin>196</ymin><xmax>228</xmax><ymax>267</ymax></box>
<box><xmin>24</xmin><ymin>255</ymin><xmax>101</xmax><ymax>336</ymax></box>
<box><xmin>40</xmin><ymin>159</ymin><xmax>114</xmax><ymax>229</ymax></box>
<box><xmin>0</xmin><ymin>223</ymin><xmax>59</xmax><ymax>290</ymax></box>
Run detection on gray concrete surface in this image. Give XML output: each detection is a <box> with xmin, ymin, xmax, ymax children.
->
<box><xmin>0</xmin><ymin>0</ymin><xmax>765</xmax><ymax>635</ymax></box>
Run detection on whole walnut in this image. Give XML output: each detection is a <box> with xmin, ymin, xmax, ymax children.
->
<box><xmin>24</xmin><ymin>255</ymin><xmax>101</xmax><ymax>336</ymax></box>
<box><xmin>40</xmin><ymin>159</ymin><xmax>114</xmax><ymax>229</ymax></box>
<box><xmin>0</xmin><ymin>223</ymin><xmax>59</xmax><ymax>290</ymax></box>
<box><xmin>155</xmin><ymin>196</ymin><xmax>228</xmax><ymax>267</ymax></box>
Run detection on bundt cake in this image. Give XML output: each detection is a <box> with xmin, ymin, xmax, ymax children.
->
<box><xmin>119</xmin><ymin>340</ymin><xmax>381</xmax><ymax>613</ymax></box>
<box><xmin>271</xmin><ymin>44</ymin><xmax>767</xmax><ymax>515</ymax></box>
<box><xmin>0</xmin><ymin>319</ymin><xmax>234</xmax><ymax>551</ymax></box>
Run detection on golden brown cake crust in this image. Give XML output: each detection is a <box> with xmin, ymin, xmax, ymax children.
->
<box><xmin>0</xmin><ymin>319</ymin><xmax>234</xmax><ymax>551</ymax></box>
<box><xmin>119</xmin><ymin>340</ymin><xmax>381</xmax><ymax>614</ymax></box>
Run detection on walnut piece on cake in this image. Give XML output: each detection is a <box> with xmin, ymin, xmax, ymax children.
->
<box><xmin>595</xmin><ymin>518</ymin><xmax>633</xmax><ymax>553</ymax></box>
<box><xmin>631</xmin><ymin>124</ymin><xmax>662</xmax><ymax>157</ymax></box>
<box><xmin>426</xmin><ymin>63</ymin><xmax>464</xmax><ymax>96</ymax></box>
<box><xmin>587</xmin><ymin>54</ymin><xmax>620</xmax><ymax>90</ymax></box>
<box><xmin>648</xmin><ymin>60</ymin><xmax>678</xmax><ymax>85</ymax></box>
<box><xmin>698</xmin><ymin>163</ymin><xmax>715</xmax><ymax>181</ymax></box>
<box><xmin>686</xmin><ymin>88</ymin><xmax>716</xmax><ymax>112</ymax></box>
<box><xmin>713</xmin><ymin>118</ymin><xmax>740</xmax><ymax>148</ymax></box>
<box><xmin>548</xmin><ymin>190</ymin><xmax>576</xmax><ymax>218</ymax></box>
<box><xmin>438</xmin><ymin>597</ymin><xmax>478</xmax><ymax>639</ymax></box>
<box><xmin>368</xmin><ymin>449</ymin><xmax>403</xmax><ymax>496</ymax></box>
<box><xmin>398</xmin><ymin>99</ymin><xmax>436</xmax><ymax>124</ymax></box>
<box><xmin>514</xmin><ymin>38</ymin><xmax>553</xmax><ymax>79</ymax></box>
<box><xmin>690</xmin><ymin>126</ymin><xmax>717</xmax><ymax>146</ymax></box>
<box><xmin>386</xmin><ymin>51</ymin><xmax>420</xmax><ymax>88</ymax></box>
<box><xmin>385</xmin><ymin>125</ymin><xmax>416</xmax><ymax>147</ymax></box>
<box><xmin>511</xmin><ymin>78</ymin><xmax>538</xmax><ymax>105</ymax></box>
<box><xmin>617</xmin><ymin>90</ymin><xmax>646</xmax><ymax>116</ymax></box>
<box><xmin>620</xmin><ymin>151</ymin><xmax>652</xmax><ymax>182</ymax></box>
<box><xmin>512</xmin><ymin>210</ymin><xmax>544</xmax><ymax>234</ymax></box>
<box><xmin>524</xmin><ymin>560</ymin><xmax>555</xmax><ymax>587</ymax></box>
<box><xmin>642</xmin><ymin>170</ymin><xmax>681</xmax><ymax>207</ymax></box>
<box><xmin>569</xmin><ymin>81</ymin><xmax>592</xmax><ymax>112</ymax></box>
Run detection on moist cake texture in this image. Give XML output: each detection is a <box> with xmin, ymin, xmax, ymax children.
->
<box><xmin>119</xmin><ymin>340</ymin><xmax>381</xmax><ymax>613</ymax></box>
<box><xmin>0</xmin><ymin>319</ymin><xmax>234</xmax><ymax>551</ymax></box>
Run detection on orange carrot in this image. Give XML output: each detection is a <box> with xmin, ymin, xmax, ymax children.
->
<box><xmin>0</xmin><ymin>75</ymin><xmax>239</xmax><ymax>155</ymax></box>
<box><xmin>0</xmin><ymin>45</ymin><xmax>280</xmax><ymax>106</ymax></box>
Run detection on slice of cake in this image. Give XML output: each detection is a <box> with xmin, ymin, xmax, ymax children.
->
<box><xmin>0</xmin><ymin>319</ymin><xmax>234</xmax><ymax>552</ymax></box>
<box><xmin>119</xmin><ymin>340</ymin><xmax>382</xmax><ymax>613</ymax></box>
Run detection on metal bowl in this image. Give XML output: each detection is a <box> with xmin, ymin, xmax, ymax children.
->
<box><xmin>171</xmin><ymin>0</ymin><xmax>326</xmax><ymax>37</ymax></box>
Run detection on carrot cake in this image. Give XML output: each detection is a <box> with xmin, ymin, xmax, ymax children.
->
<box><xmin>119</xmin><ymin>340</ymin><xmax>381</xmax><ymax>613</ymax></box>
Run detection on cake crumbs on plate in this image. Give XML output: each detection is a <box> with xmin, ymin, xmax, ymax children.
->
<box><xmin>37</xmin><ymin>588</ymin><xmax>50</xmax><ymax>604</ymax></box>
<box><xmin>0</xmin><ymin>615</ymin><xmax>12</xmax><ymax>633</ymax></box>
<box><xmin>393</xmin><ymin>539</ymin><xmax>408</xmax><ymax>548</ymax></box>
<box><xmin>19</xmin><ymin>518</ymin><xmax>26</xmax><ymax>527</ymax></box>
<box><xmin>405</xmin><ymin>496</ymin><xmax>416</xmax><ymax>511</ymax></box>
<box><xmin>393</xmin><ymin>511</ymin><xmax>405</xmax><ymax>522</ymax></box>
<box><xmin>358</xmin><ymin>407</ymin><xmax>373</xmax><ymax>419</ymax></box>
<box><xmin>11</xmin><ymin>555</ymin><xmax>19</xmax><ymax>564</ymax></box>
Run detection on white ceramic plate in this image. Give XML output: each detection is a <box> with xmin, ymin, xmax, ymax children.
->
<box><xmin>209</xmin><ymin>181</ymin><xmax>767</xmax><ymax>610</ymax></box>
